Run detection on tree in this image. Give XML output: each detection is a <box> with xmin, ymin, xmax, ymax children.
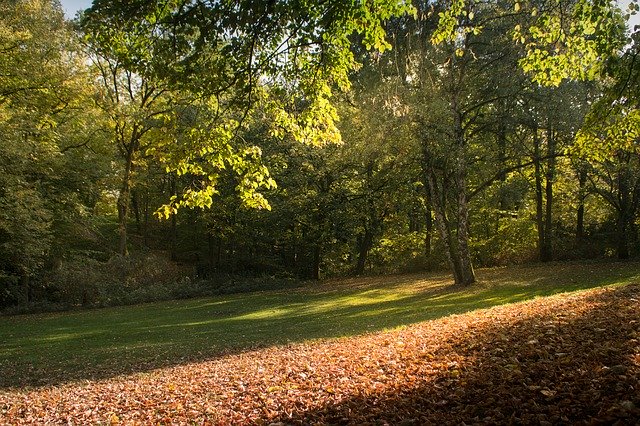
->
<box><xmin>80</xmin><ymin>3</ymin><xmax>280</xmax><ymax>255</ymax></box>
<box><xmin>403</xmin><ymin>0</ymin><xmax>531</xmax><ymax>285</ymax></box>
<box><xmin>575</xmin><ymin>28</ymin><xmax>640</xmax><ymax>258</ymax></box>
<box><xmin>0</xmin><ymin>0</ymin><xmax>106</xmax><ymax>303</ymax></box>
<box><xmin>80</xmin><ymin>0</ymin><xmax>413</xmax><ymax>216</ymax></box>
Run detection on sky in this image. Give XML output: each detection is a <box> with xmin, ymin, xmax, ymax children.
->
<box><xmin>60</xmin><ymin>0</ymin><xmax>92</xmax><ymax>19</ymax></box>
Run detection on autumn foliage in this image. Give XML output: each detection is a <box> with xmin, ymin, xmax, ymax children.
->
<box><xmin>1</xmin><ymin>284</ymin><xmax>639</xmax><ymax>424</ymax></box>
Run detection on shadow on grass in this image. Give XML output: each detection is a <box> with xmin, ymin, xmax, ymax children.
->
<box><xmin>266</xmin><ymin>283</ymin><xmax>640</xmax><ymax>424</ymax></box>
<box><xmin>0</xmin><ymin>261</ymin><xmax>638</xmax><ymax>390</ymax></box>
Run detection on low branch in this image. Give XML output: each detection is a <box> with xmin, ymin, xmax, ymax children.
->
<box><xmin>468</xmin><ymin>152</ymin><xmax>564</xmax><ymax>200</ymax></box>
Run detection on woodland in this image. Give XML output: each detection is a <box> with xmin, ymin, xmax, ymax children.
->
<box><xmin>1</xmin><ymin>0</ymin><xmax>639</xmax><ymax>311</ymax></box>
<box><xmin>1</xmin><ymin>0</ymin><xmax>640</xmax><ymax>423</ymax></box>
<box><xmin>0</xmin><ymin>0</ymin><xmax>640</xmax><ymax>311</ymax></box>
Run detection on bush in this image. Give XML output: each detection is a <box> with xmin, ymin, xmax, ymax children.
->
<box><xmin>198</xmin><ymin>272</ymin><xmax>304</xmax><ymax>295</ymax></box>
<box><xmin>2</xmin><ymin>252</ymin><xmax>306</xmax><ymax>314</ymax></box>
<box><xmin>471</xmin><ymin>218</ymin><xmax>538</xmax><ymax>266</ymax></box>
<box><xmin>31</xmin><ymin>252</ymin><xmax>191</xmax><ymax>309</ymax></box>
<box><xmin>369</xmin><ymin>231</ymin><xmax>440</xmax><ymax>274</ymax></box>
<box><xmin>0</xmin><ymin>273</ymin><xmax>22</xmax><ymax>309</ymax></box>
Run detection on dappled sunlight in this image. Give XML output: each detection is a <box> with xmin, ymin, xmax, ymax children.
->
<box><xmin>39</xmin><ymin>331</ymin><xmax>103</xmax><ymax>343</ymax></box>
<box><xmin>100</xmin><ymin>341</ymin><xmax>177</xmax><ymax>352</ymax></box>
<box><xmin>144</xmin><ymin>319</ymin><xmax>224</xmax><ymax>329</ymax></box>
<box><xmin>175</xmin><ymin>299</ymin><xmax>236</xmax><ymax>311</ymax></box>
<box><xmin>3</xmin><ymin>284</ymin><xmax>637</xmax><ymax>424</ymax></box>
<box><xmin>233</xmin><ymin>306</ymin><xmax>300</xmax><ymax>321</ymax></box>
<box><xmin>346</xmin><ymin>307</ymin><xmax>400</xmax><ymax>318</ymax></box>
<box><xmin>1</xmin><ymin>261</ymin><xmax>639</xmax><ymax>389</ymax></box>
<box><xmin>280</xmin><ymin>286</ymin><xmax>639</xmax><ymax>424</ymax></box>
<box><xmin>302</xmin><ymin>291</ymin><xmax>406</xmax><ymax>315</ymax></box>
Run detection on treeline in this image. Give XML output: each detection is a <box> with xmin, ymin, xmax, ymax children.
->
<box><xmin>1</xmin><ymin>0</ymin><xmax>638</xmax><ymax>312</ymax></box>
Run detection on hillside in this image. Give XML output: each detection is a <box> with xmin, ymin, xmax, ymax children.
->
<box><xmin>1</xmin><ymin>263</ymin><xmax>639</xmax><ymax>424</ymax></box>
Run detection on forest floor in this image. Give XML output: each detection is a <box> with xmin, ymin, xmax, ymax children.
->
<box><xmin>1</xmin><ymin>261</ymin><xmax>639</xmax><ymax>424</ymax></box>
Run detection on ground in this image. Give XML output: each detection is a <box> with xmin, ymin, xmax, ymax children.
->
<box><xmin>0</xmin><ymin>261</ymin><xmax>639</xmax><ymax>424</ymax></box>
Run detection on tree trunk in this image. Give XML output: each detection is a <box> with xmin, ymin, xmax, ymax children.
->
<box><xmin>496</xmin><ymin>114</ymin><xmax>508</xmax><ymax>232</ymax></box>
<box><xmin>452</xmin><ymin>97</ymin><xmax>475</xmax><ymax>286</ymax></box>
<box><xmin>354</xmin><ymin>227</ymin><xmax>373</xmax><ymax>276</ymax></box>
<box><xmin>216</xmin><ymin>238</ymin><xmax>223</xmax><ymax>268</ymax></box>
<box><xmin>616</xmin><ymin>166</ymin><xmax>631</xmax><ymax>259</ymax></box>
<box><xmin>424</xmin><ymin>169</ymin><xmax>464</xmax><ymax>285</ymax></box>
<box><xmin>142</xmin><ymin>189</ymin><xmax>149</xmax><ymax>248</ymax></box>
<box><xmin>455</xmin><ymin>182</ymin><xmax>476</xmax><ymax>285</ymax></box>
<box><xmin>616</xmin><ymin>212</ymin><xmax>630</xmax><ymax>259</ymax></box>
<box><xmin>312</xmin><ymin>245</ymin><xmax>321</xmax><ymax>280</ymax></box>
<box><xmin>425</xmin><ymin>199</ymin><xmax>433</xmax><ymax>255</ymax></box>
<box><xmin>576</xmin><ymin>168</ymin><xmax>587</xmax><ymax>241</ymax></box>
<box><xmin>453</xmin><ymin>150</ymin><xmax>475</xmax><ymax>284</ymax></box>
<box><xmin>117</xmin><ymin>150</ymin><xmax>134</xmax><ymax>256</ymax></box>
<box><xmin>170</xmin><ymin>174</ymin><xmax>177</xmax><ymax>261</ymax></box>
<box><xmin>132</xmin><ymin>189</ymin><xmax>141</xmax><ymax>234</ymax></box>
<box><xmin>533</xmin><ymin>128</ymin><xmax>546</xmax><ymax>261</ymax></box>
<box><xmin>541</xmin><ymin>126</ymin><xmax>555</xmax><ymax>261</ymax></box>
<box><xmin>207</xmin><ymin>232</ymin><xmax>215</xmax><ymax>269</ymax></box>
<box><xmin>20</xmin><ymin>272</ymin><xmax>30</xmax><ymax>304</ymax></box>
<box><xmin>576</xmin><ymin>203</ymin><xmax>585</xmax><ymax>242</ymax></box>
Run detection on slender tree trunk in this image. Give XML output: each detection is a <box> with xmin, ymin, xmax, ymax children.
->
<box><xmin>117</xmin><ymin>150</ymin><xmax>134</xmax><ymax>256</ymax></box>
<box><xmin>355</xmin><ymin>167</ymin><xmax>377</xmax><ymax>276</ymax></box>
<box><xmin>20</xmin><ymin>272</ymin><xmax>30</xmax><ymax>304</ymax></box>
<box><xmin>533</xmin><ymin>128</ymin><xmax>546</xmax><ymax>261</ymax></box>
<box><xmin>455</xmin><ymin>183</ymin><xmax>475</xmax><ymax>285</ymax></box>
<box><xmin>576</xmin><ymin>168</ymin><xmax>587</xmax><ymax>241</ymax></box>
<box><xmin>616</xmin><ymin>211</ymin><xmax>630</xmax><ymax>259</ymax></box>
<box><xmin>453</xmin><ymin>158</ymin><xmax>475</xmax><ymax>285</ymax></box>
<box><xmin>216</xmin><ymin>238</ymin><xmax>222</xmax><ymax>269</ymax></box>
<box><xmin>312</xmin><ymin>245</ymin><xmax>321</xmax><ymax>280</ymax></box>
<box><xmin>143</xmin><ymin>189</ymin><xmax>149</xmax><ymax>248</ymax></box>
<box><xmin>419</xmin><ymin>175</ymin><xmax>434</xmax><ymax>255</ymax></box>
<box><xmin>496</xmin><ymin>115</ymin><xmax>508</xmax><ymax>232</ymax></box>
<box><xmin>616</xmin><ymin>165</ymin><xmax>631</xmax><ymax>259</ymax></box>
<box><xmin>576</xmin><ymin>204</ymin><xmax>585</xmax><ymax>242</ymax></box>
<box><xmin>208</xmin><ymin>232</ymin><xmax>215</xmax><ymax>269</ymax></box>
<box><xmin>170</xmin><ymin>174</ymin><xmax>177</xmax><ymax>261</ymax></box>
<box><xmin>132</xmin><ymin>189</ymin><xmax>141</xmax><ymax>234</ymax></box>
<box><xmin>425</xmin><ymin>199</ymin><xmax>433</xmax><ymax>255</ymax></box>
<box><xmin>541</xmin><ymin>127</ymin><xmax>555</xmax><ymax>261</ymax></box>
<box><xmin>418</xmin><ymin>51</ymin><xmax>475</xmax><ymax>286</ymax></box>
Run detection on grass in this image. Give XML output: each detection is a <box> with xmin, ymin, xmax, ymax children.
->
<box><xmin>1</xmin><ymin>260</ymin><xmax>639</xmax><ymax>390</ymax></box>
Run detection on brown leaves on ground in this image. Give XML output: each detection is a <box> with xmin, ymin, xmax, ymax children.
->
<box><xmin>1</xmin><ymin>284</ymin><xmax>639</xmax><ymax>425</ymax></box>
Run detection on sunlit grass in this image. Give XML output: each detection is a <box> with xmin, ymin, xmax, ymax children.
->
<box><xmin>0</xmin><ymin>260</ymin><xmax>638</xmax><ymax>389</ymax></box>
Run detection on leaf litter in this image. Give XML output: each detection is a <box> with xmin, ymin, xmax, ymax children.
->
<box><xmin>1</xmin><ymin>284</ymin><xmax>638</xmax><ymax>425</ymax></box>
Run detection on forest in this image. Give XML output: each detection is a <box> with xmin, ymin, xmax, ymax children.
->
<box><xmin>2</xmin><ymin>0</ymin><xmax>640</xmax><ymax>424</ymax></box>
<box><xmin>0</xmin><ymin>0</ymin><xmax>638</xmax><ymax>313</ymax></box>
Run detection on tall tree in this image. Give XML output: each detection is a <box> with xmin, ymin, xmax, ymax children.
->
<box><xmin>80</xmin><ymin>0</ymin><xmax>413</xmax><ymax>218</ymax></box>
<box><xmin>0</xmin><ymin>0</ymin><xmax>105</xmax><ymax>302</ymax></box>
<box><xmin>575</xmin><ymin>27</ymin><xmax>640</xmax><ymax>258</ymax></box>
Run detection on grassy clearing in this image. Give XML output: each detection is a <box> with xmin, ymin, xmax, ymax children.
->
<box><xmin>1</xmin><ymin>260</ymin><xmax>638</xmax><ymax>389</ymax></box>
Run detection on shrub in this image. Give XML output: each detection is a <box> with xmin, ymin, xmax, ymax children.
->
<box><xmin>34</xmin><ymin>252</ymin><xmax>190</xmax><ymax>309</ymax></box>
<box><xmin>471</xmin><ymin>217</ymin><xmax>538</xmax><ymax>266</ymax></box>
<box><xmin>2</xmin><ymin>252</ymin><xmax>306</xmax><ymax>314</ymax></box>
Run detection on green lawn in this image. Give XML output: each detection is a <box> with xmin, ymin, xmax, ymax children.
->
<box><xmin>1</xmin><ymin>260</ymin><xmax>639</xmax><ymax>390</ymax></box>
